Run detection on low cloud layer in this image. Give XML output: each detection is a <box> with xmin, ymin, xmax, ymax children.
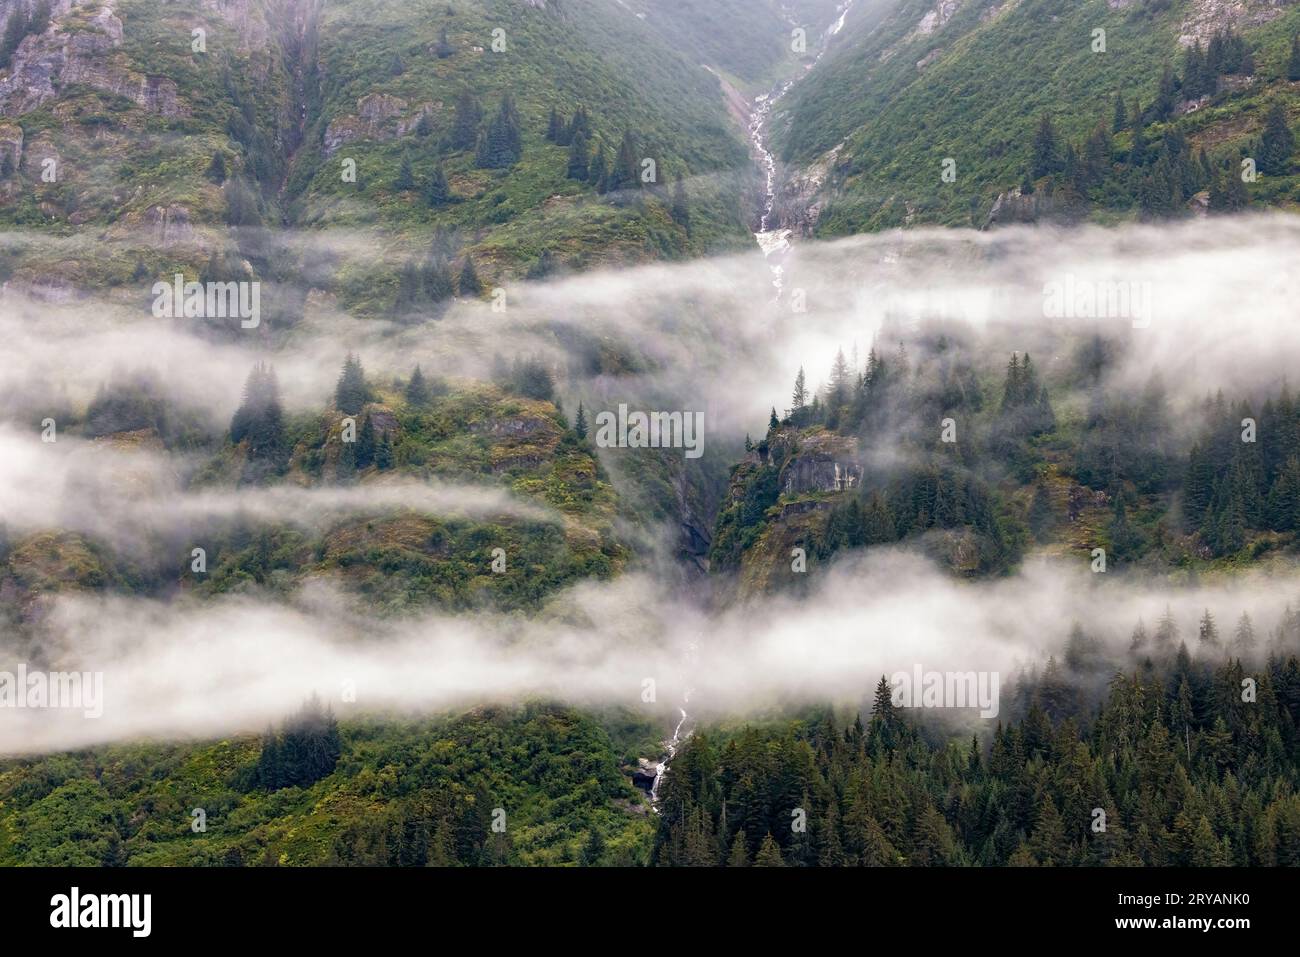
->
<box><xmin>5</xmin><ymin>550</ymin><xmax>1296</xmax><ymax>754</ymax></box>
<box><xmin>0</xmin><ymin>425</ymin><xmax>554</xmax><ymax>555</ymax></box>
<box><xmin>5</xmin><ymin>214</ymin><xmax>1300</xmax><ymax>441</ymax></box>
<box><xmin>6</xmin><ymin>213</ymin><xmax>1300</xmax><ymax>754</ymax></box>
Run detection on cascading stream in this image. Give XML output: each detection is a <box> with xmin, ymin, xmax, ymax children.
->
<box><xmin>751</xmin><ymin>1</ymin><xmax>856</xmax><ymax>299</ymax></box>
<box><xmin>651</xmin><ymin>2</ymin><xmax>857</xmax><ymax>809</ymax></box>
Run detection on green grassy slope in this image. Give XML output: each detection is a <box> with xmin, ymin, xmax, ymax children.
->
<box><xmin>0</xmin><ymin>705</ymin><xmax>658</xmax><ymax>866</ymax></box>
<box><xmin>773</xmin><ymin>0</ymin><xmax>1300</xmax><ymax>230</ymax></box>
<box><xmin>0</xmin><ymin>0</ymin><xmax>761</xmax><ymax>293</ymax></box>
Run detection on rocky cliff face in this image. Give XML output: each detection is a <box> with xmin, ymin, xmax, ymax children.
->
<box><xmin>0</xmin><ymin>3</ymin><xmax>186</xmax><ymax>119</ymax></box>
<box><xmin>763</xmin><ymin>428</ymin><xmax>861</xmax><ymax>495</ymax></box>
<box><xmin>1176</xmin><ymin>0</ymin><xmax>1297</xmax><ymax>46</ymax></box>
<box><xmin>770</xmin><ymin>142</ymin><xmax>843</xmax><ymax>237</ymax></box>
<box><xmin>322</xmin><ymin>92</ymin><xmax>439</xmax><ymax>157</ymax></box>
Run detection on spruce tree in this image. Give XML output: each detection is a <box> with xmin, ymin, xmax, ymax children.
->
<box><xmin>671</xmin><ymin>172</ymin><xmax>690</xmax><ymax>233</ymax></box>
<box><xmin>1258</xmin><ymin>102</ymin><xmax>1295</xmax><ymax>176</ymax></box>
<box><xmin>458</xmin><ymin>255</ymin><xmax>483</xmax><ymax>297</ymax></box>
<box><xmin>355</xmin><ymin>414</ymin><xmax>376</xmax><ymax>468</ymax></box>
<box><xmin>395</xmin><ymin>154</ymin><xmax>415</xmax><ymax>191</ymax></box>
<box><xmin>1031</xmin><ymin>114</ymin><xmax>1060</xmax><ymax>179</ymax></box>
<box><xmin>405</xmin><ymin>365</ymin><xmax>429</xmax><ymax>407</ymax></box>
<box><xmin>1288</xmin><ymin>35</ymin><xmax>1300</xmax><ymax>82</ymax></box>
<box><xmin>588</xmin><ymin>145</ymin><xmax>608</xmax><ymax>193</ymax></box>
<box><xmin>375</xmin><ymin>432</ymin><xmax>393</xmax><ymax>470</ymax></box>
<box><xmin>607</xmin><ymin>132</ymin><xmax>641</xmax><ymax>194</ymax></box>
<box><xmin>574</xmin><ymin>401</ymin><xmax>588</xmax><ymax>439</ymax></box>
<box><xmin>450</xmin><ymin>89</ymin><xmax>482</xmax><ymax>152</ymax></box>
<box><xmin>1029</xmin><ymin>482</ymin><xmax>1054</xmax><ymax>543</ymax></box>
<box><xmin>791</xmin><ymin>366</ymin><xmax>808</xmax><ymax>411</ymax></box>
<box><xmin>230</xmin><ymin>363</ymin><xmax>286</xmax><ymax>479</ymax></box>
<box><xmin>206</xmin><ymin>151</ymin><xmax>228</xmax><ymax>185</ymax></box>
<box><xmin>475</xmin><ymin>94</ymin><xmax>522</xmax><ymax>169</ymax></box>
<box><xmin>566</xmin><ymin>129</ymin><xmax>589</xmax><ymax>180</ymax></box>
<box><xmin>335</xmin><ymin>353</ymin><xmax>370</xmax><ymax>415</ymax></box>
<box><xmin>1112</xmin><ymin>92</ymin><xmax>1127</xmax><ymax>134</ymax></box>
<box><xmin>753</xmin><ymin>833</ymin><xmax>785</xmax><ymax>867</ymax></box>
<box><xmin>425</xmin><ymin>164</ymin><xmax>450</xmax><ymax>206</ymax></box>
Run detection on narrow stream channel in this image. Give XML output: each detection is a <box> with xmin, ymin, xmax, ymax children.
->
<box><xmin>649</xmin><ymin>2</ymin><xmax>857</xmax><ymax>809</ymax></box>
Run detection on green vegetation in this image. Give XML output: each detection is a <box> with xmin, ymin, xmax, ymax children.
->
<box><xmin>0</xmin><ymin>0</ymin><xmax>758</xmax><ymax>297</ymax></box>
<box><xmin>656</xmin><ymin>649</ymin><xmax>1300</xmax><ymax>865</ymax></box>
<box><xmin>776</xmin><ymin>0</ymin><xmax>1300</xmax><ymax>230</ymax></box>
<box><xmin>713</xmin><ymin>331</ymin><xmax>1300</xmax><ymax>590</ymax></box>
<box><xmin>0</xmin><ymin>704</ymin><xmax>656</xmax><ymax>866</ymax></box>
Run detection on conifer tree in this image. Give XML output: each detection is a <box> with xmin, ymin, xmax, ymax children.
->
<box><xmin>335</xmin><ymin>353</ymin><xmax>370</xmax><ymax>415</ymax></box>
<box><xmin>458</xmin><ymin>256</ymin><xmax>483</xmax><ymax>297</ymax></box>
<box><xmin>1112</xmin><ymin>92</ymin><xmax>1127</xmax><ymax>134</ymax></box>
<box><xmin>791</xmin><ymin>366</ymin><xmax>808</xmax><ymax>411</ymax></box>
<box><xmin>405</xmin><ymin>365</ymin><xmax>429</xmax><ymax>407</ymax></box>
<box><xmin>588</xmin><ymin>145</ymin><xmax>608</xmax><ymax>193</ymax></box>
<box><xmin>450</xmin><ymin>89</ymin><xmax>482</xmax><ymax>152</ymax></box>
<box><xmin>1259</xmin><ymin>102</ymin><xmax>1295</xmax><ymax>176</ymax></box>
<box><xmin>206</xmin><ymin>151</ymin><xmax>228</xmax><ymax>185</ymax></box>
<box><xmin>475</xmin><ymin>94</ymin><xmax>522</xmax><ymax>169</ymax></box>
<box><xmin>395</xmin><ymin>154</ymin><xmax>415</xmax><ymax>191</ymax></box>
<box><xmin>355</xmin><ymin>414</ymin><xmax>376</xmax><ymax>469</ymax></box>
<box><xmin>574</xmin><ymin>401</ymin><xmax>588</xmax><ymax>440</ymax></box>
<box><xmin>566</xmin><ymin>129</ymin><xmax>589</xmax><ymax>180</ymax></box>
<box><xmin>425</xmin><ymin>164</ymin><xmax>450</xmax><ymax>207</ymax></box>
<box><xmin>671</xmin><ymin>173</ymin><xmax>690</xmax><ymax>234</ymax></box>
<box><xmin>607</xmin><ymin>132</ymin><xmax>641</xmax><ymax>194</ymax></box>
<box><xmin>1031</xmin><ymin>114</ymin><xmax>1060</xmax><ymax>179</ymax></box>
<box><xmin>230</xmin><ymin>363</ymin><xmax>286</xmax><ymax>479</ymax></box>
<box><xmin>753</xmin><ymin>833</ymin><xmax>785</xmax><ymax>867</ymax></box>
<box><xmin>375</xmin><ymin>432</ymin><xmax>393</xmax><ymax>470</ymax></box>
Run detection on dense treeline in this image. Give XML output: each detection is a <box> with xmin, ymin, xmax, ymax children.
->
<box><xmin>0</xmin><ymin>706</ymin><xmax>653</xmax><ymax>866</ymax></box>
<box><xmin>1028</xmin><ymin>31</ymin><xmax>1296</xmax><ymax>218</ymax></box>
<box><xmin>248</xmin><ymin>695</ymin><xmax>341</xmax><ymax>792</ymax></box>
<box><xmin>718</xmin><ymin>334</ymin><xmax>1300</xmax><ymax>579</ymax></box>
<box><xmin>654</xmin><ymin>647</ymin><xmax>1300</xmax><ymax>866</ymax></box>
<box><xmin>1186</xmin><ymin>388</ymin><xmax>1300</xmax><ymax>556</ymax></box>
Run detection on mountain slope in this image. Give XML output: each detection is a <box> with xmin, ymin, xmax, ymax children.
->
<box><xmin>0</xmin><ymin>0</ymin><xmax>764</xmax><ymax>300</ymax></box>
<box><xmin>772</xmin><ymin>0</ymin><xmax>1300</xmax><ymax>231</ymax></box>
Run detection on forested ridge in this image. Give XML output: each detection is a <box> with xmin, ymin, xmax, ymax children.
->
<box><xmin>713</xmin><ymin>332</ymin><xmax>1300</xmax><ymax>586</ymax></box>
<box><xmin>774</xmin><ymin>0</ymin><xmax>1300</xmax><ymax>231</ymax></box>
<box><xmin>656</xmin><ymin>648</ymin><xmax>1300</xmax><ymax>867</ymax></box>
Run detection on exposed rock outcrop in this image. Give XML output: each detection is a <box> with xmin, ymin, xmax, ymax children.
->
<box><xmin>1177</xmin><ymin>0</ymin><xmax>1292</xmax><ymax>46</ymax></box>
<box><xmin>322</xmin><ymin>93</ymin><xmax>437</xmax><ymax>156</ymax></box>
<box><xmin>144</xmin><ymin>204</ymin><xmax>196</xmax><ymax>246</ymax></box>
<box><xmin>767</xmin><ymin>429</ymin><xmax>861</xmax><ymax>495</ymax></box>
<box><xmin>0</xmin><ymin>3</ymin><xmax>187</xmax><ymax>118</ymax></box>
<box><xmin>770</xmin><ymin>142</ymin><xmax>843</xmax><ymax>237</ymax></box>
<box><xmin>0</xmin><ymin>121</ymin><xmax>21</xmax><ymax>171</ymax></box>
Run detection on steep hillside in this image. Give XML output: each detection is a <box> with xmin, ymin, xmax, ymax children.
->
<box><xmin>771</xmin><ymin>0</ymin><xmax>1300</xmax><ymax>231</ymax></box>
<box><xmin>0</xmin><ymin>364</ymin><xmax>628</xmax><ymax>629</ymax></box>
<box><xmin>0</xmin><ymin>704</ymin><xmax>660</xmax><ymax>866</ymax></box>
<box><xmin>0</xmin><ymin>0</ymin><xmax>762</xmax><ymax>301</ymax></box>
<box><xmin>711</xmin><ymin>332</ymin><xmax>1300</xmax><ymax>599</ymax></box>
